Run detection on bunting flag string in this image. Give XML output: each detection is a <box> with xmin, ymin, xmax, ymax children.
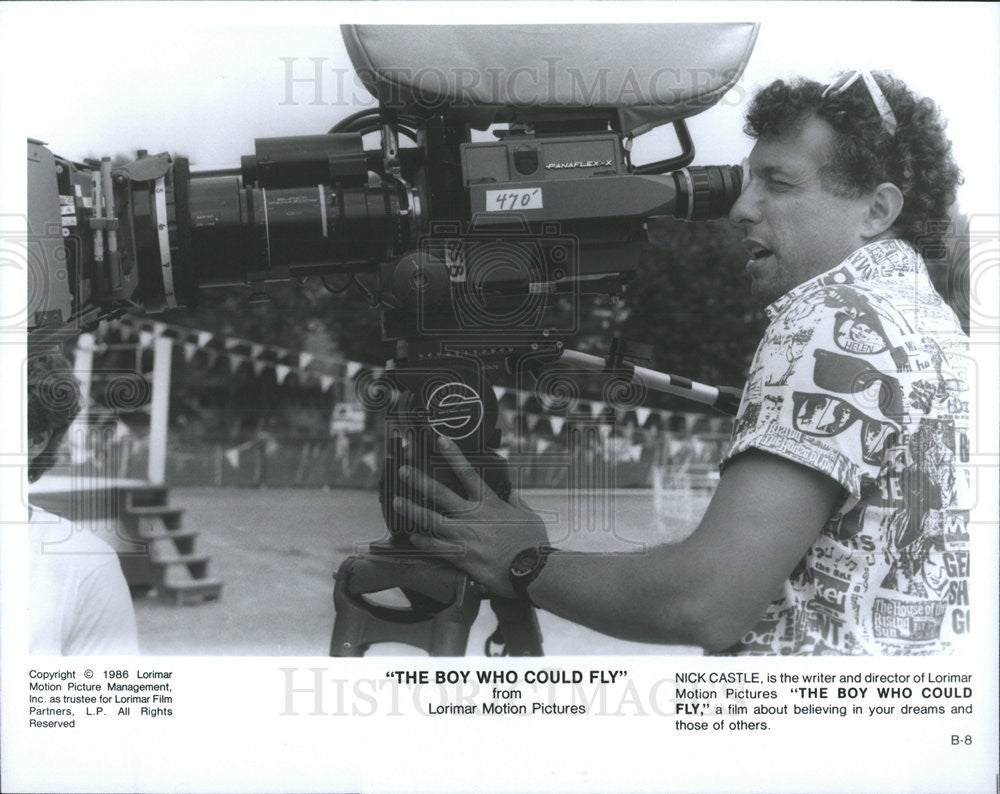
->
<box><xmin>113</xmin><ymin>316</ymin><xmax>371</xmax><ymax>395</ymax></box>
<box><xmin>104</xmin><ymin>316</ymin><xmax>735</xmax><ymax>438</ymax></box>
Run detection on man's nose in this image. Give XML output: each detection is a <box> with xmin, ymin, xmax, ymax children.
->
<box><xmin>729</xmin><ymin>160</ymin><xmax>759</xmax><ymax>227</ymax></box>
<box><xmin>728</xmin><ymin>182</ymin><xmax>759</xmax><ymax>227</ymax></box>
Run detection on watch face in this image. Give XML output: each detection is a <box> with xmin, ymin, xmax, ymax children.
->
<box><xmin>511</xmin><ymin>548</ymin><xmax>541</xmax><ymax>577</ymax></box>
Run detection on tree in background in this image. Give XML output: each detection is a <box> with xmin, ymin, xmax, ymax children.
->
<box><xmin>621</xmin><ymin>217</ymin><xmax>768</xmax><ymax>401</ymax></box>
<box><xmin>95</xmin><ymin>278</ymin><xmax>386</xmax><ymax>440</ymax></box>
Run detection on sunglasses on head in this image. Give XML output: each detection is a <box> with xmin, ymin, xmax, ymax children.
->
<box><xmin>822</xmin><ymin>69</ymin><xmax>898</xmax><ymax>137</ymax></box>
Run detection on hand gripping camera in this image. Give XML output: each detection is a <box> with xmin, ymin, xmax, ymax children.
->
<box><xmin>28</xmin><ymin>24</ymin><xmax>758</xmax><ymax>655</ymax></box>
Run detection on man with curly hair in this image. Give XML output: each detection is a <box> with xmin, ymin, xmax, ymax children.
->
<box><xmin>394</xmin><ymin>71</ymin><xmax>970</xmax><ymax>656</ymax></box>
<box><xmin>27</xmin><ymin>350</ymin><xmax>138</xmax><ymax>655</ymax></box>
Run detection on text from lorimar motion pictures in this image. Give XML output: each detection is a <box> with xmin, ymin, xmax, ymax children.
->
<box><xmin>26</xmin><ymin>668</ymin><xmax>174</xmax><ymax>728</ymax></box>
<box><xmin>277</xmin><ymin>666</ymin><xmax>979</xmax><ymax>739</ymax></box>
<box><xmin>23</xmin><ymin>664</ymin><xmax>979</xmax><ymax>745</ymax></box>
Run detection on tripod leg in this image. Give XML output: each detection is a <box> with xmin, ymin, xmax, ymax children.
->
<box><xmin>489</xmin><ymin>597</ymin><xmax>544</xmax><ymax>656</ymax></box>
<box><xmin>330</xmin><ymin>555</ymin><xmax>483</xmax><ymax>656</ymax></box>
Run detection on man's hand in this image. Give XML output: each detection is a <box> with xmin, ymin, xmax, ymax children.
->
<box><xmin>392</xmin><ymin>436</ymin><xmax>549</xmax><ymax>598</ymax></box>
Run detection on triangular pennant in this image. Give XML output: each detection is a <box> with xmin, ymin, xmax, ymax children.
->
<box><xmin>493</xmin><ymin>386</ymin><xmax>507</xmax><ymax>400</ymax></box>
<box><xmin>550</xmin><ymin>416</ymin><xmax>565</xmax><ymax>435</ymax></box>
<box><xmin>346</xmin><ymin>361</ymin><xmax>362</xmax><ymax>379</ymax></box>
<box><xmin>224</xmin><ymin>338</ymin><xmax>240</xmax><ymax>351</ymax></box>
<box><xmin>299</xmin><ymin>352</ymin><xmax>314</xmax><ymax>369</ymax></box>
<box><xmin>252</xmin><ymin>360</ymin><xmax>268</xmax><ymax>376</ymax></box>
<box><xmin>275</xmin><ymin>364</ymin><xmax>291</xmax><ymax>384</ymax></box>
<box><xmin>224</xmin><ymin>447</ymin><xmax>240</xmax><ymax>468</ymax></box>
<box><xmin>229</xmin><ymin>354</ymin><xmax>243</xmax><ymax>374</ymax></box>
<box><xmin>197</xmin><ymin>331</ymin><xmax>213</xmax><ymax>348</ymax></box>
<box><xmin>151</xmin><ymin>321</ymin><xmax>166</xmax><ymax>338</ymax></box>
<box><xmin>138</xmin><ymin>330</ymin><xmax>153</xmax><ymax>349</ymax></box>
<box><xmin>525</xmin><ymin>413</ymin><xmax>540</xmax><ymax>431</ymax></box>
<box><xmin>636</xmin><ymin>407</ymin><xmax>651</xmax><ymax>426</ymax></box>
<box><xmin>250</xmin><ymin>343</ymin><xmax>265</xmax><ymax>360</ymax></box>
<box><xmin>183</xmin><ymin>342</ymin><xmax>198</xmax><ymax>362</ymax></box>
<box><xmin>629</xmin><ymin>443</ymin><xmax>644</xmax><ymax>462</ymax></box>
<box><xmin>590</xmin><ymin>401</ymin><xmax>604</xmax><ymax>418</ymax></box>
<box><xmin>536</xmin><ymin>438</ymin><xmax>551</xmax><ymax>454</ymax></box>
<box><xmin>516</xmin><ymin>390</ymin><xmax>529</xmax><ymax>408</ymax></box>
<box><xmin>320</xmin><ymin>375</ymin><xmax>335</xmax><ymax>392</ymax></box>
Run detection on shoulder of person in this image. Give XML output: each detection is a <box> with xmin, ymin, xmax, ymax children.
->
<box><xmin>29</xmin><ymin>507</ymin><xmax>119</xmax><ymax>557</ymax></box>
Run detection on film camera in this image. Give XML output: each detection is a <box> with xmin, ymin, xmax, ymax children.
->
<box><xmin>27</xmin><ymin>24</ymin><xmax>758</xmax><ymax>654</ymax></box>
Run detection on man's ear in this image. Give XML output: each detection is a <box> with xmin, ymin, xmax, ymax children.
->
<box><xmin>862</xmin><ymin>182</ymin><xmax>904</xmax><ymax>238</ymax></box>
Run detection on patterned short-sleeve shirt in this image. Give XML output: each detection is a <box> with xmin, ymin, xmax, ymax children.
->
<box><xmin>719</xmin><ymin>239</ymin><xmax>971</xmax><ymax>655</ymax></box>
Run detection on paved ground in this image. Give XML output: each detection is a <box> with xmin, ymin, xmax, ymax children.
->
<box><xmin>132</xmin><ymin>488</ymin><xmax>709</xmax><ymax>657</ymax></box>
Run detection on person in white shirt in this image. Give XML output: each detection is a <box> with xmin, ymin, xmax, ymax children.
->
<box><xmin>27</xmin><ymin>350</ymin><xmax>138</xmax><ymax>655</ymax></box>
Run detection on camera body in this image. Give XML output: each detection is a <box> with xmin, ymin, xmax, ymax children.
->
<box><xmin>27</xmin><ymin>23</ymin><xmax>757</xmax><ymax>343</ymax></box>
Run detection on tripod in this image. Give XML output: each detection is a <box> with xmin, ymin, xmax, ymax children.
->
<box><xmin>328</xmin><ymin>342</ymin><xmax>741</xmax><ymax>656</ymax></box>
<box><xmin>330</xmin><ymin>353</ymin><xmax>544</xmax><ymax>657</ymax></box>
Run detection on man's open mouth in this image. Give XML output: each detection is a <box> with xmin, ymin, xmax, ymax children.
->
<box><xmin>743</xmin><ymin>240</ymin><xmax>774</xmax><ymax>268</ymax></box>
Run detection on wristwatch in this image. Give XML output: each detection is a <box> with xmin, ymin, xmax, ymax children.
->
<box><xmin>508</xmin><ymin>545</ymin><xmax>558</xmax><ymax>604</ymax></box>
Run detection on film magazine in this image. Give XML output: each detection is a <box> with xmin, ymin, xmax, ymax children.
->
<box><xmin>1</xmin><ymin>3</ymin><xmax>998</xmax><ymax>793</ymax></box>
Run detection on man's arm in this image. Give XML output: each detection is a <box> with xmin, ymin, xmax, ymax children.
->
<box><xmin>398</xmin><ymin>438</ymin><xmax>842</xmax><ymax>653</ymax></box>
<box><xmin>527</xmin><ymin>450</ymin><xmax>842</xmax><ymax>651</ymax></box>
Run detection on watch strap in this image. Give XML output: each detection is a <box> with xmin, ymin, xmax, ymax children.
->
<box><xmin>509</xmin><ymin>545</ymin><xmax>558</xmax><ymax>604</ymax></box>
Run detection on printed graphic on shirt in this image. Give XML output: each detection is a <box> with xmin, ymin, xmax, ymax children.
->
<box><xmin>722</xmin><ymin>240</ymin><xmax>971</xmax><ymax>656</ymax></box>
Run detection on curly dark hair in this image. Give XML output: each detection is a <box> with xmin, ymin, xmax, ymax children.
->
<box><xmin>744</xmin><ymin>72</ymin><xmax>963</xmax><ymax>256</ymax></box>
<box><xmin>27</xmin><ymin>350</ymin><xmax>81</xmax><ymax>483</ymax></box>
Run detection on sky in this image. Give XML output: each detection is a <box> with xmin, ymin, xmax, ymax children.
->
<box><xmin>1</xmin><ymin>2</ymin><xmax>997</xmax><ymax>216</ymax></box>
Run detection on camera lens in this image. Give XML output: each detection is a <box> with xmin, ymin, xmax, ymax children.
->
<box><xmin>672</xmin><ymin>165</ymin><xmax>743</xmax><ymax>221</ymax></box>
